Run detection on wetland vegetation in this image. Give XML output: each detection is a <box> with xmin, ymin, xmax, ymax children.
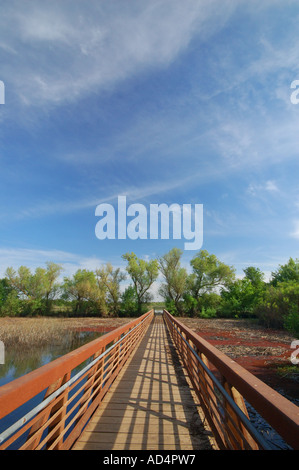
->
<box><xmin>0</xmin><ymin>249</ymin><xmax>298</xmax><ymax>387</ymax></box>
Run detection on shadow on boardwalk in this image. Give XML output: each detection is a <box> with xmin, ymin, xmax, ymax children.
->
<box><xmin>72</xmin><ymin>316</ymin><xmax>214</xmax><ymax>450</ymax></box>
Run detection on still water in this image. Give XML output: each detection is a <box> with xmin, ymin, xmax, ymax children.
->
<box><xmin>0</xmin><ymin>329</ymin><xmax>106</xmax><ymax>448</ymax></box>
<box><xmin>0</xmin><ymin>330</ymin><xmax>104</xmax><ymax>387</ymax></box>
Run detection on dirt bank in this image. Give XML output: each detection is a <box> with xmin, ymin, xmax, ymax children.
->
<box><xmin>178</xmin><ymin>317</ymin><xmax>299</xmax><ymax>402</ymax></box>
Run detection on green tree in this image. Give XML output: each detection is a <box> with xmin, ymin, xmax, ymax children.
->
<box><xmin>220</xmin><ymin>266</ymin><xmax>266</xmax><ymax>318</ymax></box>
<box><xmin>0</xmin><ymin>278</ymin><xmax>12</xmax><ymax>307</ymax></box>
<box><xmin>122</xmin><ymin>252</ymin><xmax>159</xmax><ymax>314</ymax></box>
<box><xmin>0</xmin><ymin>291</ymin><xmax>22</xmax><ymax>317</ymax></box>
<box><xmin>120</xmin><ymin>286</ymin><xmax>139</xmax><ymax>317</ymax></box>
<box><xmin>158</xmin><ymin>248</ymin><xmax>188</xmax><ymax>315</ymax></box>
<box><xmin>254</xmin><ymin>281</ymin><xmax>299</xmax><ymax>331</ymax></box>
<box><xmin>271</xmin><ymin>258</ymin><xmax>299</xmax><ymax>286</ymax></box>
<box><xmin>43</xmin><ymin>262</ymin><xmax>63</xmax><ymax>306</ymax></box>
<box><xmin>197</xmin><ymin>292</ymin><xmax>222</xmax><ymax>318</ymax></box>
<box><xmin>243</xmin><ymin>266</ymin><xmax>265</xmax><ymax>289</ymax></box>
<box><xmin>63</xmin><ymin>269</ymin><xmax>107</xmax><ymax>316</ymax></box>
<box><xmin>5</xmin><ymin>263</ymin><xmax>63</xmax><ymax>315</ymax></box>
<box><xmin>0</xmin><ymin>278</ymin><xmax>22</xmax><ymax>316</ymax></box>
<box><xmin>96</xmin><ymin>263</ymin><xmax>126</xmax><ymax>316</ymax></box>
<box><xmin>188</xmin><ymin>250</ymin><xmax>235</xmax><ymax>298</ymax></box>
<box><xmin>221</xmin><ymin>278</ymin><xmax>258</xmax><ymax>318</ymax></box>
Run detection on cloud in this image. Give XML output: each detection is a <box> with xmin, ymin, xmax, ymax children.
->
<box><xmin>247</xmin><ymin>180</ymin><xmax>279</xmax><ymax>197</ymax></box>
<box><xmin>0</xmin><ymin>247</ymin><xmax>106</xmax><ymax>278</ymax></box>
<box><xmin>290</xmin><ymin>220</ymin><xmax>299</xmax><ymax>239</ymax></box>
<box><xmin>2</xmin><ymin>169</ymin><xmax>208</xmax><ymax>222</ymax></box>
<box><xmin>264</xmin><ymin>180</ymin><xmax>279</xmax><ymax>192</ymax></box>
<box><xmin>0</xmin><ymin>0</ymin><xmax>237</xmax><ymax>110</ymax></box>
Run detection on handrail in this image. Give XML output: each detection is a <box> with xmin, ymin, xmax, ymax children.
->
<box><xmin>0</xmin><ymin>310</ymin><xmax>154</xmax><ymax>450</ymax></box>
<box><xmin>163</xmin><ymin>309</ymin><xmax>299</xmax><ymax>450</ymax></box>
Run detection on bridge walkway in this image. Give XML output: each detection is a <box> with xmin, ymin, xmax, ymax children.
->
<box><xmin>72</xmin><ymin>316</ymin><xmax>215</xmax><ymax>450</ymax></box>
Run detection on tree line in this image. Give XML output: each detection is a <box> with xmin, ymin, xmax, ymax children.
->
<box><xmin>0</xmin><ymin>249</ymin><xmax>298</xmax><ymax>335</ymax></box>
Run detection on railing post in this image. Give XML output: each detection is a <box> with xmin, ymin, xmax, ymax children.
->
<box><xmin>198</xmin><ymin>352</ymin><xmax>227</xmax><ymax>449</ymax></box>
<box><xmin>77</xmin><ymin>347</ymin><xmax>105</xmax><ymax>416</ymax></box>
<box><xmin>222</xmin><ymin>379</ymin><xmax>259</xmax><ymax>450</ymax></box>
<box><xmin>46</xmin><ymin>371</ymin><xmax>71</xmax><ymax>450</ymax></box>
<box><xmin>24</xmin><ymin>372</ymin><xmax>70</xmax><ymax>450</ymax></box>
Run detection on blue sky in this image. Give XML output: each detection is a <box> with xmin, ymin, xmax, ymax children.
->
<box><xmin>0</xmin><ymin>1</ymin><xmax>299</xmax><ymax>296</ymax></box>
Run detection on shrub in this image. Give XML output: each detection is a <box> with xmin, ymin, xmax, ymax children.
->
<box><xmin>254</xmin><ymin>281</ymin><xmax>299</xmax><ymax>329</ymax></box>
<box><xmin>120</xmin><ymin>286</ymin><xmax>139</xmax><ymax>317</ymax></box>
<box><xmin>200</xmin><ymin>307</ymin><xmax>217</xmax><ymax>319</ymax></box>
<box><xmin>220</xmin><ymin>278</ymin><xmax>263</xmax><ymax>319</ymax></box>
<box><xmin>0</xmin><ymin>291</ymin><xmax>22</xmax><ymax>317</ymax></box>
<box><xmin>284</xmin><ymin>308</ymin><xmax>299</xmax><ymax>337</ymax></box>
<box><xmin>164</xmin><ymin>298</ymin><xmax>178</xmax><ymax>317</ymax></box>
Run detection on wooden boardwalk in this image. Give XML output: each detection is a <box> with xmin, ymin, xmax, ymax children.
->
<box><xmin>72</xmin><ymin>316</ymin><xmax>214</xmax><ymax>450</ymax></box>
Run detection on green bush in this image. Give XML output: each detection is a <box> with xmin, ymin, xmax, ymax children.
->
<box><xmin>284</xmin><ymin>308</ymin><xmax>299</xmax><ymax>337</ymax></box>
<box><xmin>200</xmin><ymin>307</ymin><xmax>217</xmax><ymax>319</ymax></box>
<box><xmin>164</xmin><ymin>298</ymin><xmax>179</xmax><ymax>317</ymax></box>
<box><xmin>120</xmin><ymin>286</ymin><xmax>140</xmax><ymax>317</ymax></box>
<box><xmin>0</xmin><ymin>291</ymin><xmax>23</xmax><ymax>317</ymax></box>
<box><xmin>182</xmin><ymin>293</ymin><xmax>198</xmax><ymax>317</ymax></box>
<box><xmin>254</xmin><ymin>281</ymin><xmax>299</xmax><ymax>329</ymax></box>
<box><xmin>220</xmin><ymin>278</ymin><xmax>263</xmax><ymax>318</ymax></box>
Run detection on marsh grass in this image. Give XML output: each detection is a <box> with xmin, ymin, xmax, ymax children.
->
<box><xmin>0</xmin><ymin>318</ymin><xmax>74</xmax><ymax>352</ymax></box>
<box><xmin>276</xmin><ymin>364</ymin><xmax>299</xmax><ymax>381</ymax></box>
<box><xmin>0</xmin><ymin>317</ymin><xmax>125</xmax><ymax>383</ymax></box>
<box><xmin>0</xmin><ymin>317</ymin><xmax>131</xmax><ymax>354</ymax></box>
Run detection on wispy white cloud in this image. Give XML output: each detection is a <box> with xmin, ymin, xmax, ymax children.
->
<box><xmin>247</xmin><ymin>180</ymin><xmax>279</xmax><ymax>197</ymax></box>
<box><xmin>290</xmin><ymin>220</ymin><xmax>299</xmax><ymax>239</ymax></box>
<box><xmin>0</xmin><ymin>0</ymin><xmax>237</xmax><ymax>110</ymax></box>
<box><xmin>2</xmin><ymin>174</ymin><xmax>201</xmax><ymax>221</ymax></box>
<box><xmin>265</xmin><ymin>181</ymin><xmax>279</xmax><ymax>192</ymax></box>
<box><xmin>0</xmin><ymin>247</ymin><xmax>107</xmax><ymax>278</ymax></box>
<box><xmin>1</xmin><ymin>1</ymin><xmax>299</xmax><ymax>279</ymax></box>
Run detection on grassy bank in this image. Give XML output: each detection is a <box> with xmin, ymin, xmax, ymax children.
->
<box><xmin>0</xmin><ymin>317</ymin><xmax>132</xmax><ymax>353</ymax></box>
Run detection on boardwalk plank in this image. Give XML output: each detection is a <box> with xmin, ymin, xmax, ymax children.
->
<box><xmin>72</xmin><ymin>316</ymin><xmax>214</xmax><ymax>451</ymax></box>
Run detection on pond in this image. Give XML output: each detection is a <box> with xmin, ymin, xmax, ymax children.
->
<box><xmin>0</xmin><ymin>329</ymin><xmax>105</xmax><ymax>388</ymax></box>
<box><xmin>0</xmin><ymin>329</ymin><xmax>108</xmax><ymax>448</ymax></box>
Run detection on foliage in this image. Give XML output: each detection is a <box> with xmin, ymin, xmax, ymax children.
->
<box><xmin>0</xmin><ymin>251</ymin><xmax>298</xmax><ymax>336</ymax></box>
<box><xmin>5</xmin><ymin>263</ymin><xmax>63</xmax><ymax>315</ymax></box>
<box><xmin>200</xmin><ymin>307</ymin><xmax>217</xmax><ymax>319</ymax></box>
<box><xmin>119</xmin><ymin>286</ymin><xmax>141</xmax><ymax>317</ymax></box>
<box><xmin>182</xmin><ymin>293</ymin><xmax>199</xmax><ymax>317</ymax></box>
<box><xmin>243</xmin><ymin>266</ymin><xmax>265</xmax><ymax>288</ymax></box>
<box><xmin>198</xmin><ymin>292</ymin><xmax>222</xmax><ymax>317</ymax></box>
<box><xmin>164</xmin><ymin>298</ymin><xmax>178</xmax><ymax>316</ymax></box>
<box><xmin>284</xmin><ymin>308</ymin><xmax>299</xmax><ymax>337</ymax></box>
<box><xmin>122</xmin><ymin>252</ymin><xmax>159</xmax><ymax>314</ymax></box>
<box><xmin>188</xmin><ymin>250</ymin><xmax>235</xmax><ymax>299</ymax></box>
<box><xmin>158</xmin><ymin>248</ymin><xmax>188</xmax><ymax>315</ymax></box>
<box><xmin>0</xmin><ymin>290</ymin><xmax>22</xmax><ymax>317</ymax></box>
<box><xmin>62</xmin><ymin>269</ymin><xmax>107</xmax><ymax>316</ymax></box>
<box><xmin>183</xmin><ymin>291</ymin><xmax>222</xmax><ymax>317</ymax></box>
<box><xmin>220</xmin><ymin>267</ymin><xmax>266</xmax><ymax>318</ymax></box>
<box><xmin>0</xmin><ymin>278</ymin><xmax>13</xmax><ymax>307</ymax></box>
<box><xmin>96</xmin><ymin>263</ymin><xmax>126</xmax><ymax>316</ymax></box>
<box><xmin>270</xmin><ymin>258</ymin><xmax>299</xmax><ymax>286</ymax></box>
<box><xmin>254</xmin><ymin>281</ymin><xmax>299</xmax><ymax>330</ymax></box>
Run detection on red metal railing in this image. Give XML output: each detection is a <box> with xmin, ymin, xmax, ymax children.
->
<box><xmin>1</xmin><ymin>308</ymin><xmax>298</xmax><ymax>451</ymax></box>
<box><xmin>0</xmin><ymin>310</ymin><xmax>154</xmax><ymax>450</ymax></box>
<box><xmin>163</xmin><ymin>309</ymin><xmax>299</xmax><ymax>450</ymax></box>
